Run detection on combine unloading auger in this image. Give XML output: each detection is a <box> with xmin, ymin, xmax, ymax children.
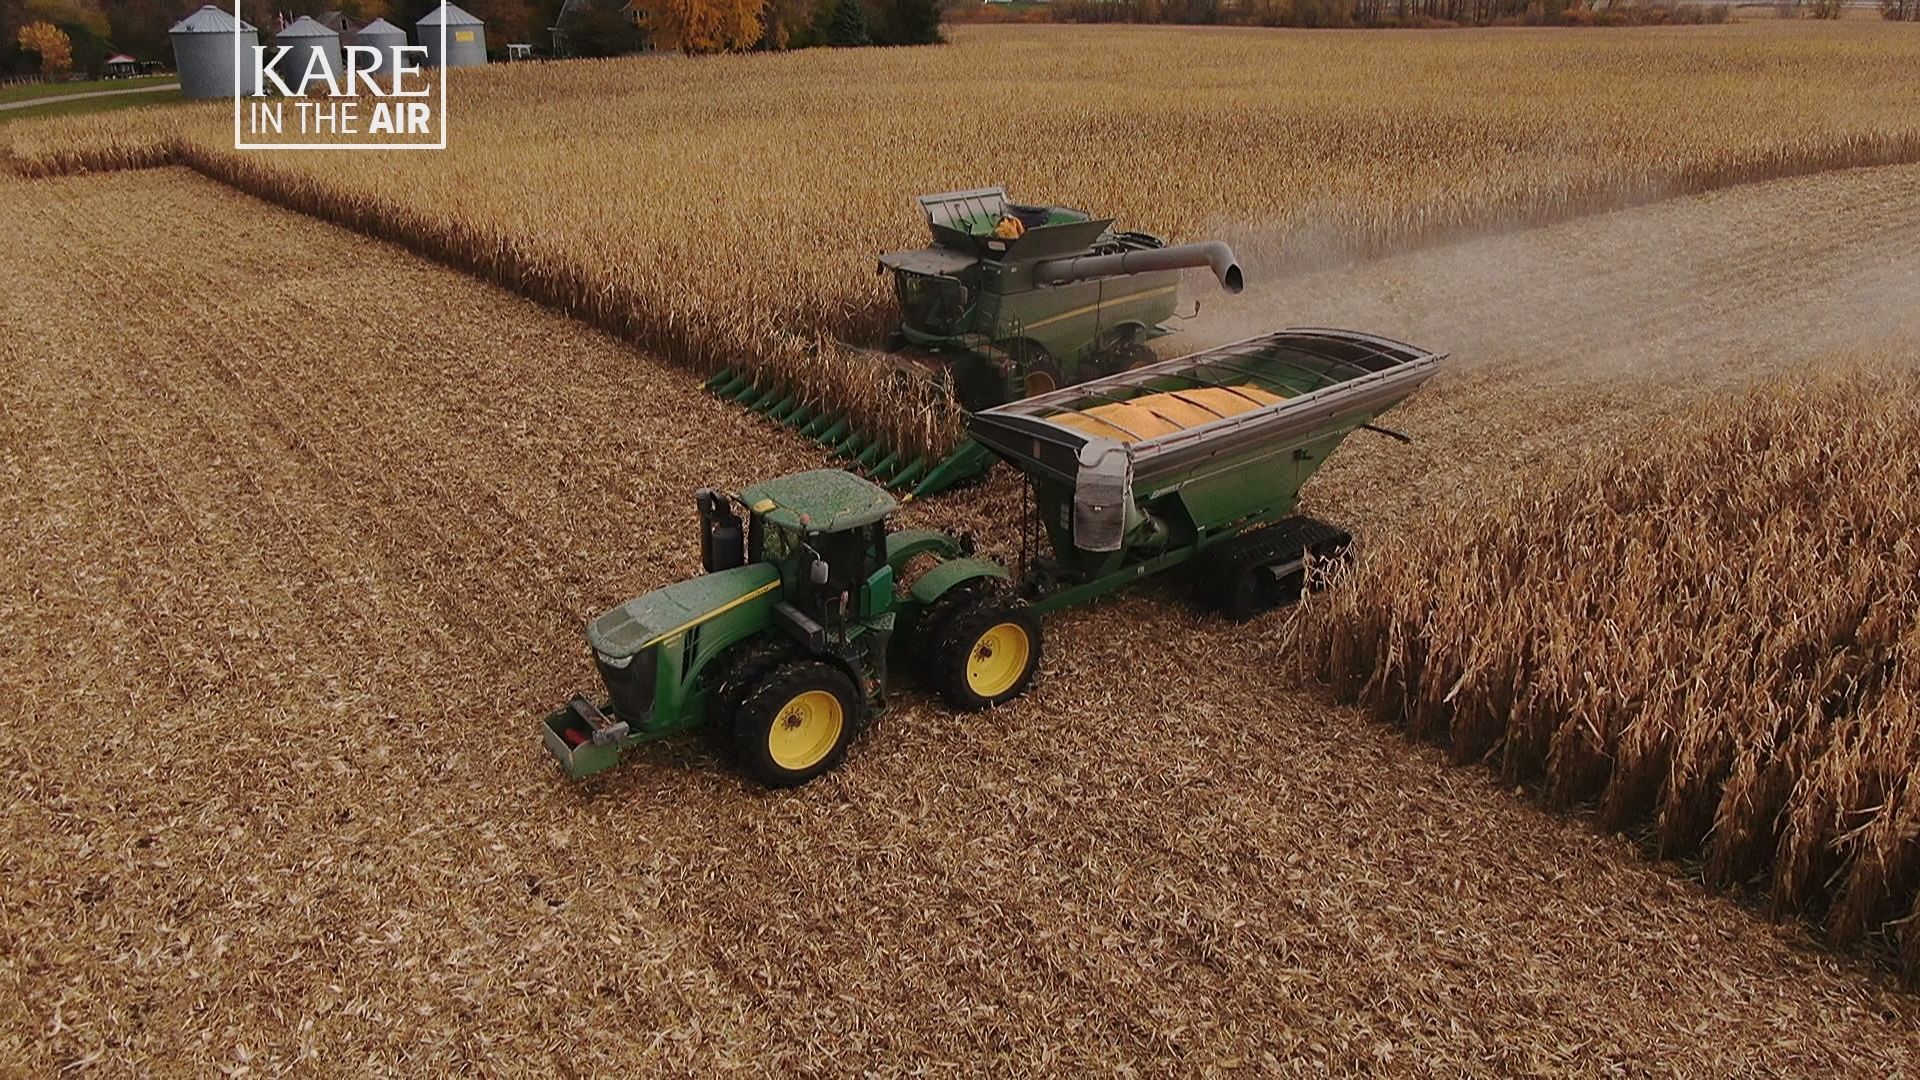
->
<box><xmin>705</xmin><ymin>187</ymin><xmax>1245</xmax><ymax>498</ymax></box>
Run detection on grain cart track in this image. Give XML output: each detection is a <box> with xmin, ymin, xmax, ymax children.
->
<box><xmin>4</xmin><ymin>168</ymin><xmax>1919</xmax><ymax>1074</ymax></box>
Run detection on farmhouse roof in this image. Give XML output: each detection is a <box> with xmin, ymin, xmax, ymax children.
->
<box><xmin>170</xmin><ymin>5</ymin><xmax>256</xmax><ymax>34</ymax></box>
<box><xmin>106</xmin><ymin>53</ymin><xmax>137</xmax><ymax>63</ymax></box>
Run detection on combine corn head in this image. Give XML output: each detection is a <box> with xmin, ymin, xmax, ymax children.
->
<box><xmin>704</xmin><ymin>187</ymin><xmax>1244</xmax><ymax>498</ymax></box>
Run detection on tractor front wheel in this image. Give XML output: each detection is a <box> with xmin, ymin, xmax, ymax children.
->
<box><xmin>933</xmin><ymin>592</ymin><xmax>1043</xmax><ymax>710</ymax></box>
<box><xmin>733</xmin><ymin>662</ymin><xmax>863</xmax><ymax>787</ymax></box>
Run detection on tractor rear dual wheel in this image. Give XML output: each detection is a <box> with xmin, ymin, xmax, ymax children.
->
<box><xmin>928</xmin><ymin>586</ymin><xmax>1043</xmax><ymax>710</ymax></box>
<box><xmin>912</xmin><ymin>579</ymin><xmax>992</xmax><ymax>685</ymax></box>
<box><xmin>732</xmin><ymin>661</ymin><xmax>864</xmax><ymax>788</ymax></box>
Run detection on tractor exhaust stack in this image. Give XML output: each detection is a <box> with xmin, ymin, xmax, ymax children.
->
<box><xmin>1033</xmin><ymin>241</ymin><xmax>1244</xmax><ymax>295</ymax></box>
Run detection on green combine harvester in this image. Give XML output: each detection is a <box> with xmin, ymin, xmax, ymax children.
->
<box><xmin>704</xmin><ymin>187</ymin><xmax>1246</xmax><ymax>499</ymax></box>
<box><xmin>546</xmin><ymin>328</ymin><xmax>1444</xmax><ymax>787</ymax></box>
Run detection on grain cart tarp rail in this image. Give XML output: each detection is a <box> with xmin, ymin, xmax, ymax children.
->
<box><xmin>971</xmin><ymin>328</ymin><xmax>1441</xmax><ymax>489</ymax></box>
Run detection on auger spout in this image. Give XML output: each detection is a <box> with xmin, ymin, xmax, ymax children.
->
<box><xmin>1033</xmin><ymin>241</ymin><xmax>1243</xmax><ymax>295</ymax></box>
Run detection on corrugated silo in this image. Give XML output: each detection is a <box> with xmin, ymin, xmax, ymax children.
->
<box><xmin>416</xmin><ymin>2</ymin><xmax>486</xmax><ymax>68</ymax></box>
<box><xmin>346</xmin><ymin>17</ymin><xmax>410</xmax><ymax>81</ymax></box>
<box><xmin>169</xmin><ymin>5</ymin><xmax>261</xmax><ymax>99</ymax></box>
<box><xmin>274</xmin><ymin>16</ymin><xmax>342</xmax><ymax>94</ymax></box>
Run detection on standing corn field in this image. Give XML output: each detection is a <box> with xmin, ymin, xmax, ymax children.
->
<box><xmin>6</xmin><ymin>25</ymin><xmax>1920</xmax><ymax>460</ymax></box>
<box><xmin>1291</xmin><ymin>365</ymin><xmax>1920</xmax><ymax>978</ymax></box>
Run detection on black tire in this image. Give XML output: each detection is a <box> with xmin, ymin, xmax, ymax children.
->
<box><xmin>931</xmin><ymin>590</ymin><xmax>1042</xmax><ymax>711</ymax></box>
<box><xmin>1116</xmin><ymin>343</ymin><xmax>1159</xmax><ymax>372</ymax></box>
<box><xmin>1093</xmin><ymin>327</ymin><xmax>1156</xmax><ymax>374</ymax></box>
<box><xmin>732</xmin><ymin>662</ymin><xmax>863</xmax><ymax>788</ymax></box>
<box><xmin>705</xmin><ymin>639</ymin><xmax>800</xmax><ymax>757</ymax></box>
<box><xmin>1216</xmin><ymin>561</ymin><xmax>1303</xmax><ymax>622</ymax></box>
<box><xmin>911</xmin><ymin>577</ymin><xmax>994</xmax><ymax>687</ymax></box>
<box><xmin>1019</xmin><ymin>362</ymin><xmax>1062</xmax><ymax>399</ymax></box>
<box><xmin>1212</xmin><ymin>563</ymin><xmax>1261</xmax><ymax>623</ymax></box>
<box><xmin>990</xmin><ymin>340</ymin><xmax>1058</xmax><ymax>401</ymax></box>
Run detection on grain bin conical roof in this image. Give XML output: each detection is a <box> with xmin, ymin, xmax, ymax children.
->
<box><xmin>352</xmin><ymin>16</ymin><xmax>406</xmax><ymax>40</ymax></box>
<box><xmin>170</xmin><ymin>4</ymin><xmax>256</xmax><ymax>34</ymax></box>
<box><xmin>277</xmin><ymin>14</ymin><xmax>338</xmax><ymax>38</ymax></box>
<box><xmin>417</xmin><ymin>2</ymin><xmax>482</xmax><ymax>26</ymax></box>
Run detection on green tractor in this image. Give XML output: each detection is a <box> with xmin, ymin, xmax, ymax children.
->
<box><xmin>544</xmin><ymin>469</ymin><xmax>1038</xmax><ymax>787</ymax></box>
<box><xmin>705</xmin><ymin>187</ymin><xmax>1244</xmax><ymax>498</ymax></box>
<box><xmin>548</xmin><ymin>329</ymin><xmax>1445</xmax><ymax>788</ymax></box>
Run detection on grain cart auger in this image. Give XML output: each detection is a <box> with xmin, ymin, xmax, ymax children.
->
<box><xmin>702</xmin><ymin>187</ymin><xmax>1245</xmax><ymax>500</ymax></box>
<box><xmin>549</xmin><ymin>328</ymin><xmax>1444</xmax><ymax>787</ymax></box>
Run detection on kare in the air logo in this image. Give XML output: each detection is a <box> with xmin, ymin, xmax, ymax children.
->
<box><xmin>207</xmin><ymin>2</ymin><xmax>456</xmax><ymax>150</ymax></box>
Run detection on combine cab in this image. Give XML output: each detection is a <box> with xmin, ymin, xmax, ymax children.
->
<box><xmin>706</xmin><ymin>188</ymin><xmax>1244</xmax><ymax>498</ymax></box>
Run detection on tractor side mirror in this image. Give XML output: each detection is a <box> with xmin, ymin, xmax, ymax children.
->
<box><xmin>809</xmin><ymin>558</ymin><xmax>831</xmax><ymax>587</ymax></box>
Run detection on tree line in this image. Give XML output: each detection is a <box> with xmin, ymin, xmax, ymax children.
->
<box><xmin>1045</xmin><ymin>0</ymin><xmax>1743</xmax><ymax>26</ymax></box>
<box><xmin>0</xmin><ymin>0</ymin><xmax>938</xmax><ymax>78</ymax></box>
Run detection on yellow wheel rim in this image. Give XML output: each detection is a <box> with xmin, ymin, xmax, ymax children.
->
<box><xmin>966</xmin><ymin>622</ymin><xmax>1031</xmax><ymax>699</ymax></box>
<box><xmin>767</xmin><ymin>689</ymin><xmax>844</xmax><ymax>772</ymax></box>
<box><xmin>1025</xmin><ymin>371</ymin><xmax>1057</xmax><ymax>397</ymax></box>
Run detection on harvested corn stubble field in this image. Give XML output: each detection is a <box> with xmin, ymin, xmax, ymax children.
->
<box><xmin>7</xmin><ymin>161</ymin><xmax>1920</xmax><ymax>1073</ymax></box>
<box><xmin>1291</xmin><ymin>367</ymin><xmax>1920</xmax><ymax>976</ymax></box>
<box><xmin>8</xmin><ymin>19</ymin><xmax>1920</xmax><ymax>1073</ymax></box>
<box><xmin>7</xmin><ymin>23</ymin><xmax>1920</xmax><ymax>458</ymax></box>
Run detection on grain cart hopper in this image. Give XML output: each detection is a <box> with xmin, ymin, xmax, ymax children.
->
<box><xmin>548</xmin><ymin>328</ymin><xmax>1442</xmax><ymax>788</ymax></box>
<box><xmin>704</xmin><ymin>187</ymin><xmax>1245</xmax><ymax>499</ymax></box>
<box><xmin>967</xmin><ymin>328</ymin><xmax>1443</xmax><ymax>617</ymax></box>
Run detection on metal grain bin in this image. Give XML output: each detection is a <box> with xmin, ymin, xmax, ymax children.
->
<box><xmin>169</xmin><ymin>5</ymin><xmax>261</xmax><ymax>99</ymax></box>
<box><xmin>273</xmin><ymin>15</ymin><xmax>341</xmax><ymax>94</ymax></box>
<box><xmin>416</xmin><ymin>2</ymin><xmax>485</xmax><ymax>68</ymax></box>
<box><xmin>346</xmin><ymin>17</ymin><xmax>409</xmax><ymax>80</ymax></box>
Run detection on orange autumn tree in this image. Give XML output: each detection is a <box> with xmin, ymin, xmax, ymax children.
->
<box><xmin>17</xmin><ymin>21</ymin><xmax>73</xmax><ymax>74</ymax></box>
<box><xmin>637</xmin><ymin>0</ymin><xmax>762</xmax><ymax>52</ymax></box>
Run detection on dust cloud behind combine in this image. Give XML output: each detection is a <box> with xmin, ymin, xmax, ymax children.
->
<box><xmin>1197</xmin><ymin>164</ymin><xmax>1920</xmax><ymax>376</ymax></box>
<box><xmin>1163</xmin><ymin>164</ymin><xmax>1920</xmax><ymax>531</ymax></box>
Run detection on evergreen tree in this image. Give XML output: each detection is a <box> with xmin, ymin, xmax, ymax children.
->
<box><xmin>826</xmin><ymin>0</ymin><xmax>867</xmax><ymax>46</ymax></box>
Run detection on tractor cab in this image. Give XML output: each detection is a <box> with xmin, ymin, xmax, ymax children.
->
<box><xmin>710</xmin><ymin>470</ymin><xmax>899</xmax><ymax>624</ymax></box>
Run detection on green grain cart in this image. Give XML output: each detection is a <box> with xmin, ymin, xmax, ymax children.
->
<box><xmin>704</xmin><ymin>187</ymin><xmax>1245</xmax><ymax>499</ymax></box>
<box><xmin>549</xmin><ymin>328</ymin><xmax>1443</xmax><ymax>787</ymax></box>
